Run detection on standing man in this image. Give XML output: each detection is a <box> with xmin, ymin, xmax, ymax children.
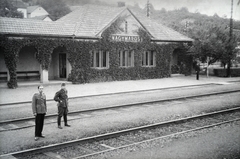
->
<box><xmin>195</xmin><ymin>62</ymin><xmax>200</xmax><ymax>80</ymax></box>
<box><xmin>54</xmin><ymin>83</ymin><xmax>70</xmax><ymax>129</ymax></box>
<box><xmin>32</xmin><ymin>85</ymin><xmax>47</xmax><ymax>141</ymax></box>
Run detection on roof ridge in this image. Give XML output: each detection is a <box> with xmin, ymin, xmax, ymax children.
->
<box><xmin>126</xmin><ymin>8</ymin><xmax>154</xmax><ymax>38</ymax></box>
<box><xmin>95</xmin><ymin>7</ymin><xmax>127</xmax><ymax>37</ymax></box>
<box><xmin>0</xmin><ymin>5</ymin><xmax>193</xmax><ymax>42</ymax></box>
<box><xmin>0</xmin><ymin>17</ymin><xmax>52</xmax><ymax>23</ymax></box>
<box><xmin>73</xmin><ymin>5</ymin><xmax>90</xmax><ymax>36</ymax></box>
<box><xmin>127</xmin><ymin>8</ymin><xmax>193</xmax><ymax>42</ymax></box>
<box><xmin>27</xmin><ymin>5</ymin><xmax>40</xmax><ymax>13</ymax></box>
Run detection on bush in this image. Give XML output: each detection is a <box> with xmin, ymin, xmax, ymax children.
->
<box><xmin>7</xmin><ymin>77</ymin><xmax>18</xmax><ymax>88</ymax></box>
<box><xmin>213</xmin><ymin>68</ymin><xmax>240</xmax><ymax>77</ymax></box>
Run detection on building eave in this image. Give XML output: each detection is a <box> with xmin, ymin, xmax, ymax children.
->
<box><xmin>151</xmin><ymin>39</ymin><xmax>194</xmax><ymax>43</ymax></box>
<box><xmin>0</xmin><ymin>33</ymin><xmax>74</xmax><ymax>39</ymax></box>
<box><xmin>0</xmin><ymin>33</ymin><xmax>102</xmax><ymax>40</ymax></box>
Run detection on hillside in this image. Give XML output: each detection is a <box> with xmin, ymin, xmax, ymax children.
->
<box><xmin>63</xmin><ymin>0</ymin><xmax>240</xmax><ymax>40</ymax></box>
<box><xmin>129</xmin><ymin>6</ymin><xmax>240</xmax><ymax>39</ymax></box>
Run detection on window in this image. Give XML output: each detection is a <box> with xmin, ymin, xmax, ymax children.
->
<box><xmin>92</xmin><ymin>50</ymin><xmax>109</xmax><ymax>68</ymax></box>
<box><xmin>142</xmin><ymin>51</ymin><xmax>156</xmax><ymax>67</ymax></box>
<box><xmin>119</xmin><ymin>50</ymin><xmax>134</xmax><ymax>67</ymax></box>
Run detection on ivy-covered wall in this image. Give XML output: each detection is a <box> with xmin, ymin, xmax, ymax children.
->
<box><xmin>171</xmin><ymin>47</ymin><xmax>193</xmax><ymax>75</ymax></box>
<box><xmin>0</xmin><ymin>18</ymin><xmax>192</xmax><ymax>89</ymax></box>
<box><xmin>68</xmin><ymin>40</ymin><xmax>176</xmax><ymax>84</ymax></box>
<box><xmin>0</xmin><ymin>37</ymin><xmax>177</xmax><ymax>87</ymax></box>
<box><xmin>0</xmin><ymin>35</ymin><xmax>191</xmax><ymax>88</ymax></box>
<box><xmin>0</xmin><ymin>37</ymin><xmax>59</xmax><ymax>88</ymax></box>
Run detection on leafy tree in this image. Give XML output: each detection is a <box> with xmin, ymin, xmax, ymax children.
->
<box><xmin>36</xmin><ymin>0</ymin><xmax>71</xmax><ymax>20</ymax></box>
<box><xmin>0</xmin><ymin>0</ymin><xmax>23</xmax><ymax>18</ymax></box>
<box><xmin>146</xmin><ymin>6</ymin><xmax>240</xmax><ymax>77</ymax></box>
<box><xmin>144</xmin><ymin>0</ymin><xmax>156</xmax><ymax>17</ymax></box>
<box><xmin>192</xmin><ymin>26</ymin><xmax>234</xmax><ymax>64</ymax></box>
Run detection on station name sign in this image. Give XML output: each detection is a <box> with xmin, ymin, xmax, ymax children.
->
<box><xmin>111</xmin><ymin>34</ymin><xmax>142</xmax><ymax>42</ymax></box>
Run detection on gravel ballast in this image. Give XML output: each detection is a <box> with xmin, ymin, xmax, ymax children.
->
<box><xmin>0</xmin><ymin>92</ymin><xmax>240</xmax><ymax>155</ymax></box>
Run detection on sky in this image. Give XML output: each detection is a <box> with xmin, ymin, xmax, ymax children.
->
<box><xmin>102</xmin><ymin>0</ymin><xmax>240</xmax><ymax>21</ymax></box>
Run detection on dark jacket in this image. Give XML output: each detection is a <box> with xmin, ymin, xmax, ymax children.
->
<box><xmin>54</xmin><ymin>89</ymin><xmax>68</xmax><ymax>108</ymax></box>
<box><xmin>32</xmin><ymin>93</ymin><xmax>47</xmax><ymax>114</ymax></box>
<box><xmin>195</xmin><ymin>64</ymin><xmax>200</xmax><ymax>72</ymax></box>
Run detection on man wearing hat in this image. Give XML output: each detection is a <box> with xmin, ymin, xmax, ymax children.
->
<box><xmin>54</xmin><ymin>83</ymin><xmax>70</xmax><ymax>129</ymax></box>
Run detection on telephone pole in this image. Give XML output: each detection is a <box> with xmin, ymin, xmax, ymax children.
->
<box><xmin>227</xmin><ymin>0</ymin><xmax>233</xmax><ymax>77</ymax></box>
<box><xmin>147</xmin><ymin>0</ymin><xmax>150</xmax><ymax>17</ymax></box>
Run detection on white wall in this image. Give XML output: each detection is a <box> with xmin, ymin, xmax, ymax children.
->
<box><xmin>171</xmin><ymin>52</ymin><xmax>178</xmax><ymax>65</ymax></box>
<box><xmin>28</xmin><ymin>7</ymin><xmax>48</xmax><ymax>18</ymax></box>
<box><xmin>49</xmin><ymin>49</ymin><xmax>59</xmax><ymax>80</ymax></box>
<box><xmin>17</xmin><ymin>46</ymin><xmax>39</xmax><ymax>71</ymax></box>
<box><xmin>43</xmin><ymin>16</ymin><xmax>52</xmax><ymax>21</ymax></box>
<box><xmin>0</xmin><ymin>49</ymin><xmax>7</xmax><ymax>72</ymax></box>
<box><xmin>49</xmin><ymin>47</ymin><xmax>71</xmax><ymax>80</ymax></box>
<box><xmin>17</xmin><ymin>8</ymin><xmax>27</xmax><ymax>18</ymax></box>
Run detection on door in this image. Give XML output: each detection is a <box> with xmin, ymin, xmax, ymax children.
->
<box><xmin>59</xmin><ymin>53</ymin><xmax>66</xmax><ymax>78</ymax></box>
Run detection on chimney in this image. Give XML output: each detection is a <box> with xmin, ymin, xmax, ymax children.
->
<box><xmin>118</xmin><ymin>2</ymin><xmax>125</xmax><ymax>7</ymax></box>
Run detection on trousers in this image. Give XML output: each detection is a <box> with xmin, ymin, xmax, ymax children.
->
<box><xmin>57</xmin><ymin>107</ymin><xmax>68</xmax><ymax>126</ymax></box>
<box><xmin>57</xmin><ymin>114</ymin><xmax>68</xmax><ymax>126</ymax></box>
<box><xmin>196</xmin><ymin>71</ymin><xmax>199</xmax><ymax>80</ymax></box>
<box><xmin>35</xmin><ymin>114</ymin><xmax>45</xmax><ymax>137</ymax></box>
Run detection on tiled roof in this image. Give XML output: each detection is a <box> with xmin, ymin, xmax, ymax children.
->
<box><xmin>0</xmin><ymin>4</ymin><xmax>193</xmax><ymax>42</ymax></box>
<box><xmin>30</xmin><ymin>15</ymin><xmax>51</xmax><ymax>21</ymax></box>
<box><xmin>57</xmin><ymin>4</ymin><xmax>192</xmax><ymax>42</ymax></box>
<box><xmin>0</xmin><ymin>17</ymin><xmax>75</xmax><ymax>37</ymax></box>
<box><xmin>128</xmin><ymin>9</ymin><xmax>193</xmax><ymax>42</ymax></box>
<box><xmin>57</xmin><ymin>4</ymin><xmax>126</xmax><ymax>37</ymax></box>
<box><xmin>27</xmin><ymin>6</ymin><xmax>40</xmax><ymax>14</ymax></box>
<box><xmin>69</xmin><ymin>6</ymin><xmax>82</xmax><ymax>11</ymax></box>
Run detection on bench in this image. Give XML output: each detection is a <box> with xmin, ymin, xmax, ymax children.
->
<box><xmin>0</xmin><ymin>72</ymin><xmax>8</xmax><ymax>82</ymax></box>
<box><xmin>17</xmin><ymin>71</ymin><xmax>40</xmax><ymax>80</ymax></box>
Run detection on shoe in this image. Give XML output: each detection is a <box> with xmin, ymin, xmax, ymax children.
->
<box><xmin>58</xmin><ymin>126</ymin><xmax>63</xmax><ymax>129</ymax></box>
<box><xmin>39</xmin><ymin>135</ymin><xmax>45</xmax><ymax>138</ymax></box>
<box><xmin>65</xmin><ymin>124</ymin><xmax>71</xmax><ymax>127</ymax></box>
<box><xmin>34</xmin><ymin>137</ymin><xmax>39</xmax><ymax>141</ymax></box>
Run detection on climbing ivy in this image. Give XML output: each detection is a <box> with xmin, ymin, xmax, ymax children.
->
<box><xmin>0</xmin><ymin>18</ymin><xmax>190</xmax><ymax>88</ymax></box>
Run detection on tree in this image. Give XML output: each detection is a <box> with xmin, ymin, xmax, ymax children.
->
<box><xmin>0</xmin><ymin>0</ymin><xmax>23</xmax><ymax>18</ymax></box>
<box><xmin>144</xmin><ymin>0</ymin><xmax>155</xmax><ymax>17</ymax></box>
<box><xmin>191</xmin><ymin>25</ymin><xmax>238</xmax><ymax>69</ymax></box>
<box><xmin>36</xmin><ymin>0</ymin><xmax>71</xmax><ymax>21</ymax></box>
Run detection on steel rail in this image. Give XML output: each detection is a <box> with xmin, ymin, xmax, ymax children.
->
<box><xmin>1</xmin><ymin>89</ymin><xmax>240</xmax><ymax>126</ymax></box>
<box><xmin>74</xmin><ymin>118</ymin><xmax>240</xmax><ymax>159</ymax></box>
<box><xmin>0</xmin><ymin>83</ymin><xmax>221</xmax><ymax>106</ymax></box>
<box><xmin>1</xmin><ymin>106</ymin><xmax>240</xmax><ymax>158</ymax></box>
<box><xmin>0</xmin><ymin>89</ymin><xmax>239</xmax><ymax>133</ymax></box>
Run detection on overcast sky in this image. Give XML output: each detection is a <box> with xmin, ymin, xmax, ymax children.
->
<box><xmin>102</xmin><ymin>0</ymin><xmax>240</xmax><ymax>20</ymax></box>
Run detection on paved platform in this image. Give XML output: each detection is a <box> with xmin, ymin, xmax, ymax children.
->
<box><xmin>0</xmin><ymin>75</ymin><xmax>240</xmax><ymax>156</ymax></box>
<box><xmin>0</xmin><ymin>75</ymin><xmax>240</xmax><ymax>105</ymax></box>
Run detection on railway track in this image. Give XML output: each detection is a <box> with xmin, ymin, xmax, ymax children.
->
<box><xmin>0</xmin><ymin>83</ymin><xmax>219</xmax><ymax>106</ymax></box>
<box><xmin>0</xmin><ymin>89</ymin><xmax>240</xmax><ymax>132</ymax></box>
<box><xmin>1</xmin><ymin>106</ymin><xmax>240</xmax><ymax>159</ymax></box>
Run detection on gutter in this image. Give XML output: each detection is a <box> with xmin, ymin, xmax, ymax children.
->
<box><xmin>151</xmin><ymin>39</ymin><xmax>194</xmax><ymax>43</ymax></box>
<box><xmin>0</xmin><ymin>33</ymin><xmax>101</xmax><ymax>40</ymax></box>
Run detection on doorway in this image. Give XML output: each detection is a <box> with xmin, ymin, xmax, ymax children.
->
<box><xmin>59</xmin><ymin>53</ymin><xmax>66</xmax><ymax>78</ymax></box>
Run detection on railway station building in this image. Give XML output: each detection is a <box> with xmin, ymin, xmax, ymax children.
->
<box><xmin>0</xmin><ymin>4</ymin><xmax>193</xmax><ymax>88</ymax></box>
